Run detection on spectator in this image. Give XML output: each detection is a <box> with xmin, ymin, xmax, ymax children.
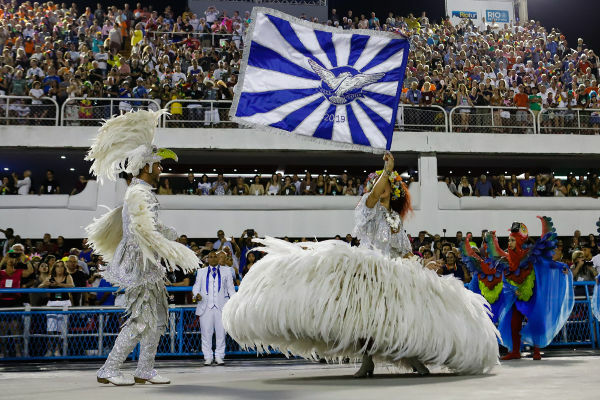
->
<box><xmin>343</xmin><ymin>178</ymin><xmax>358</xmax><ymax>196</ymax></box>
<box><xmin>519</xmin><ymin>172</ymin><xmax>535</xmax><ymax>197</ymax></box>
<box><xmin>300</xmin><ymin>172</ymin><xmax>316</xmax><ymax>195</ymax></box>
<box><xmin>457</xmin><ymin>176</ymin><xmax>473</xmax><ymax>197</ymax></box>
<box><xmin>440</xmin><ymin>251</ymin><xmax>471</xmax><ymax>282</ymax></box>
<box><xmin>197</xmin><ymin>174</ymin><xmax>211</xmax><ymax>196</ymax></box>
<box><xmin>182</xmin><ymin>173</ymin><xmax>197</xmax><ymax>195</ymax></box>
<box><xmin>211</xmin><ymin>173</ymin><xmax>228</xmax><ymax>195</ymax></box>
<box><xmin>158</xmin><ymin>178</ymin><xmax>173</xmax><ymax>195</ymax></box>
<box><xmin>39</xmin><ymin>170</ymin><xmax>60</xmax><ymax>194</ymax></box>
<box><xmin>327</xmin><ymin>177</ymin><xmax>342</xmax><ymax>196</ymax></box>
<box><xmin>95</xmin><ymin>277</ymin><xmax>116</xmax><ymax>306</ymax></box>
<box><xmin>474</xmin><ymin>174</ymin><xmax>494</xmax><ymax>197</ymax></box>
<box><xmin>65</xmin><ymin>255</ymin><xmax>89</xmax><ymax>306</ymax></box>
<box><xmin>38</xmin><ymin>260</ymin><xmax>74</xmax><ymax>357</ymax></box>
<box><xmin>70</xmin><ymin>175</ymin><xmax>88</xmax><ymax>195</ymax></box>
<box><xmin>0</xmin><ymin>176</ymin><xmax>15</xmax><ymax>194</ymax></box>
<box><xmin>249</xmin><ymin>175</ymin><xmax>265</xmax><ymax>196</ymax></box>
<box><xmin>281</xmin><ymin>176</ymin><xmax>296</xmax><ymax>196</ymax></box>
<box><xmin>265</xmin><ymin>174</ymin><xmax>281</xmax><ymax>196</ymax></box>
<box><xmin>571</xmin><ymin>250</ymin><xmax>595</xmax><ymax>282</ymax></box>
<box><xmin>0</xmin><ymin>250</ymin><xmax>34</xmax><ymax>357</ymax></box>
<box><xmin>232</xmin><ymin>177</ymin><xmax>249</xmax><ymax>195</ymax></box>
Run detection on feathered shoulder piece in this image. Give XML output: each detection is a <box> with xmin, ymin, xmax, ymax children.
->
<box><xmin>125</xmin><ymin>181</ymin><xmax>198</xmax><ymax>275</ymax></box>
<box><xmin>85</xmin><ymin>109</ymin><xmax>176</xmax><ymax>182</ymax></box>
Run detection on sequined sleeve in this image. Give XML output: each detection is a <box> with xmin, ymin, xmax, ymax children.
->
<box><xmin>158</xmin><ymin>224</ymin><xmax>178</xmax><ymax>241</ymax></box>
<box><xmin>352</xmin><ymin>193</ymin><xmax>377</xmax><ymax>247</ymax></box>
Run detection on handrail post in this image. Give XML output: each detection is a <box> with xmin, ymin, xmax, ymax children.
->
<box><xmin>169</xmin><ymin>310</ymin><xmax>176</xmax><ymax>354</ymax></box>
<box><xmin>177</xmin><ymin>308</ymin><xmax>184</xmax><ymax>354</ymax></box>
<box><xmin>5</xmin><ymin>96</ymin><xmax>9</xmax><ymax>123</ymax></box>
<box><xmin>449</xmin><ymin>106</ymin><xmax>455</xmax><ymax>132</ymax></box>
<box><xmin>61</xmin><ymin>305</ymin><xmax>68</xmax><ymax>357</ymax></box>
<box><xmin>98</xmin><ymin>313</ymin><xmax>104</xmax><ymax>355</ymax></box>
<box><xmin>23</xmin><ymin>304</ymin><xmax>31</xmax><ymax>357</ymax></box>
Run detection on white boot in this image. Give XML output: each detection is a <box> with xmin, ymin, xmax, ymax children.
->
<box><xmin>204</xmin><ymin>358</ymin><xmax>213</xmax><ymax>366</ymax></box>
<box><xmin>215</xmin><ymin>357</ymin><xmax>225</xmax><ymax>365</ymax></box>
<box><xmin>97</xmin><ymin>374</ymin><xmax>135</xmax><ymax>386</ymax></box>
<box><xmin>134</xmin><ymin>374</ymin><xmax>170</xmax><ymax>384</ymax></box>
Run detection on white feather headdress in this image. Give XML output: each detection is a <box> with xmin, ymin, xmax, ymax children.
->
<box><xmin>85</xmin><ymin>109</ymin><xmax>176</xmax><ymax>182</ymax></box>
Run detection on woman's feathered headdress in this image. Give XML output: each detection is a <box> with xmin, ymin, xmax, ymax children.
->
<box><xmin>85</xmin><ymin>109</ymin><xmax>178</xmax><ymax>182</ymax></box>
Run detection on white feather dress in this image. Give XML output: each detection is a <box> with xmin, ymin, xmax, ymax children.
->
<box><xmin>222</xmin><ymin>195</ymin><xmax>500</xmax><ymax>374</ymax></box>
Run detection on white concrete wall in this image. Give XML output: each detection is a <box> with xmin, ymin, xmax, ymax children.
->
<box><xmin>2</xmin><ymin>126</ymin><xmax>600</xmax><ymax>154</ymax></box>
<box><xmin>0</xmin><ymin>170</ymin><xmax>597</xmax><ymax>239</ymax></box>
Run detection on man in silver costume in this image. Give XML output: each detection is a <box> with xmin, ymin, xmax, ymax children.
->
<box><xmin>85</xmin><ymin>110</ymin><xmax>198</xmax><ymax>386</ymax></box>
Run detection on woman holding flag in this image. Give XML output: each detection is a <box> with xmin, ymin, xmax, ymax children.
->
<box><xmin>223</xmin><ymin>152</ymin><xmax>500</xmax><ymax>377</ymax></box>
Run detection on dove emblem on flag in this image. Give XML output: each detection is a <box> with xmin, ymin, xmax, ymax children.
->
<box><xmin>230</xmin><ymin>8</ymin><xmax>410</xmax><ymax>150</ymax></box>
<box><xmin>307</xmin><ymin>59</ymin><xmax>385</xmax><ymax>105</ymax></box>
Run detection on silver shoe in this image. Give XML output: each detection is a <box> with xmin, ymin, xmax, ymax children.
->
<box><xmin>134</xmin><ymin>374</ymin><xmax>170</xmax><ymax>384</ymax></box>
<box><xmin>97</xmin><ymin>374</ymin><xmax>135</xmax><ymax>386</ymax></box>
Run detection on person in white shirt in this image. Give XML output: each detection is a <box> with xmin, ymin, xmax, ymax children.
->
<box><xmin>171</xmin><ymin>65</ymin><xmax>186</xmax><ymax>86</ymax></box>
<box><xmin>26</xmin><ymin>60</ymin><xmax>44</xmax><ymax>81</ymax></box>
<box><xmin>13</xmin><ymin>170</ymin><xmax>31</xmax><ymax>195</ymax></box>
<box><xmin>205</xmin><ymin>7</ymin><xmax>219</xmax><ymax>24</ymax></box>
<box><xmin>192</xmin><ymin>251</ymin><xmax>235</xmax><ymax>365</ymax></box>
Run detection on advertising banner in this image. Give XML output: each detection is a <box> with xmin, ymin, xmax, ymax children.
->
<box><xmin>446</xmin><ymin>0</ymin><xmax>515</xmax><ymax>26</ymax></box>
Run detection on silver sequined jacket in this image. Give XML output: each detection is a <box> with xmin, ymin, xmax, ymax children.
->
<box><xmin>103</xmin><ymin>178</ymin><xmax>178</xmax><ymax>288</ymax></box>
<box><xmin>352</xmin><ymin>193</ymin><xmax>412</xmax><ymax>259</ymax></box>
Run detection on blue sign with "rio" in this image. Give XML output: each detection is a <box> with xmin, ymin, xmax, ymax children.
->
<box><xmin>486</xmin><ymin>9</ymin><xmax>509</xmax><ymax>23</ymax></box>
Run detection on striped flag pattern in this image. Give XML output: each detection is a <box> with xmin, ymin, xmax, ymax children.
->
<box><xmin>230</xmin><ymin>8</ymin><xmax>410</xmax><ymax>151</ymax></box>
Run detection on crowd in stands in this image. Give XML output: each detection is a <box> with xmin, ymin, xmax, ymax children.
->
<box><xmin>1</xmin><ymin>224</ymin><xmax>598</xmax><ymax>357</ymax></box>
<box><xmin>0</xmin><ymin>2</ymin><xmax>597</xmax><ymax>130</ymax></box>
<box><xmin>444</xmin><ymin>172</ymin><xmax>600</xmax><ymax>198</ymax></box>
<box><xmin>156</xmin><ymin>172</ymin><xmax>373</xmax><ymax>196</ymax></box>
<box><xmin>0</xmin><ymin>169</ymin><xmax>87</xmax><ymax>195</ymax></box>
<box><xmin>1</xmin><ymin>225</ymin><xmax>598</xmax><ymax>303</ymax></box>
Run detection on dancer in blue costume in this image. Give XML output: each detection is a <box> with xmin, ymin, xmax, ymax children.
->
<box><xmin>460</xmin><ymin>234</ymin><xmax>508</xmax><ymax>324</ymax></box>
<box><xmin>590</xmin><ymin>218</ymin><xmax>600</xmax><ymax>321</ymax></box>
<box><xmin>486</xmin><ymin>217</ymin><xmax>574</xmax><ymax>360</ymax></box>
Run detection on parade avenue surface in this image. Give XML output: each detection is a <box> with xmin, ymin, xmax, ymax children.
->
<box><xmin>1</xmin><ymin>352</ymin><xmax>598</xmax><ymax>400</ymax></box>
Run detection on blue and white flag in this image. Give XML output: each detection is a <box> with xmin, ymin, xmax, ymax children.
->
<box><xmin>230</xmin><ymin>8</ymin><xmax>410</xmax><ymax>151</ymax></box>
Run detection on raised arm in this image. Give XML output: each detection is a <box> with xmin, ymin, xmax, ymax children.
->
<box><xmin>366</xmin><ymin>152</ymin><xmax>394</xmax><ymax>209</ymax></box>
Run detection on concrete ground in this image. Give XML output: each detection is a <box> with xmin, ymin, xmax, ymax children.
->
<box><xmin>1</xmin><ymin>351</ymin><xmax>598</xmax><ymax>400</ymax></box>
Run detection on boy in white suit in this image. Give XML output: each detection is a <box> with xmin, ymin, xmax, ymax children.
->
<box><xmin>192</xmin><ymin>251</ymin><xmax>235</xmax><ymax>365</ymax></box>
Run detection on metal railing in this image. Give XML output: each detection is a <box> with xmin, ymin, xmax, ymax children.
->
<box><xmin>449</xmin><ymin>106</ymin><xmax>537</xmax><ymax>134</ymax></box>
<box><xmin>0</xmin><ymin>95</ymin><xmax>58</xmax><ymax>125</ymax></box>
<box><xmin>0</xmin><ymin>286</ymin><xmax>254</xmax><ymax>360</ymax></box>
<box><xmin>162</xmin><ymin>99</ymin><xmax>236</xmax><ymax>128</ymax></box>
<box><xmin>145</xmin><ymin>31</ymin><xmax>243</xmax><ymax>49</ymax></box>
<box><xmin>397</xmin><ymin>105</ymin><xmax>448</xmax><ymax>132</ymax></box>
<box><xmin>538</xmin><ymin>107</ymin><xmax>600</xmax><ymax>135</ymax></box>
<box><xmin>60</xmin><ymin>97</ymin><xmax>161</xmax><ymax>126</ymax></box>
<box><xmin>0</xmin><ymin>95</ymin><xmax>597</xmax><ymax>135</ymax></box>
<box><xmin>0</xmin><ymin>282</ymin><xmax>596</xmax><ymax>360</ymax></box>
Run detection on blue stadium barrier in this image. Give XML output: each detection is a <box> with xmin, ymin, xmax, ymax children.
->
<box><xmin>0</xmin><ymin>283</ymin><xmax>597</xmax><ymax>361</ymax></box>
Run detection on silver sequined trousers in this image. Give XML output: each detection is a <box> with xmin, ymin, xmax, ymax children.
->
<box><xmin>97</xmin><ymin>283</ymin><xmax>168</xmax><ymax>379</ymax></box>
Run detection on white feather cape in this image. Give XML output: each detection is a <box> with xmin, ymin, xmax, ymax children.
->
<box><xmin>85</xmin><ymin>181</ymin><xmax>198</xmax><ymax>280</ymax></box>
<box><xmin>223</xmin><ymin>238</ymin><xmax>499</xmax><ymax>374</ymax></box>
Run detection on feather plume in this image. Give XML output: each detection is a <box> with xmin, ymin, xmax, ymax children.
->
<box><xmin>84</xmin><ymin>206</ymin><xmax>123</xmax><ymax>263</ymax></box>
<box><xmin>85</xmin><ymin>109</ymin><xmax>168</xmax><ymax>182</ymax></box>
<box><xmin>223</xmin><ymin>237</ymin><xmax>499</xmax><ymax>375</ymax></box>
